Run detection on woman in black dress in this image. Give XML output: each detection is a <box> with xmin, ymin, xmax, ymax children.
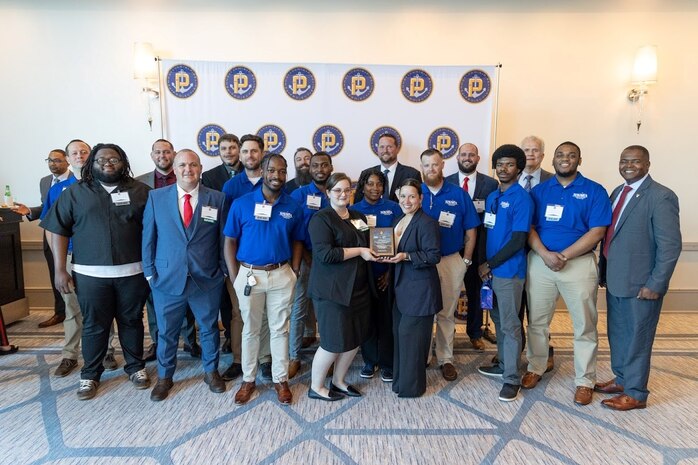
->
<box><xmin>307</xmin><ymin>173</ymin><xmax>376</xmax><ymax>401</ymax></box>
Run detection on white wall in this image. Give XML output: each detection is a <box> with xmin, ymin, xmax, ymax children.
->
<box><xmin>2</xmin><ymin>1</ymin><xmax>696</xmax><ymax>288</ymax></box>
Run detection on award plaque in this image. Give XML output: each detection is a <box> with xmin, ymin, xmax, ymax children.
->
<box><xmin>370</xmin><ymin>227</ymin><xmax>395</xmax><ymax>257</ymax></box>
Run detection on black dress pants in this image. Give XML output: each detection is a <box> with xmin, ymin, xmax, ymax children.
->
<box><xmin>392</xmin><ymin>306</ymin><xmax>433</xmax><ymax>398</ymax></box>
<box><xmin>361</xmin><ymin>284</ymin><xmax>394</xmax><ymax>370</ymax></box>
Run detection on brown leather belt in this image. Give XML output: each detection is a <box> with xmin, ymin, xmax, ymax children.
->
<box><xmin>240</xmin><ymin>261</ymin><xmax>288</xmax><ymax>271</ymax></box>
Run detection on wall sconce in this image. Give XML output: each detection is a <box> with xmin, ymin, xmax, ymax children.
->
<box><xmin>627</xmin><ymin>45</ymin><xmax>657</xmax><ymax>133</ymax></box>
<box><xmin>133</xmin><ymin>42</ymin><xmax>160</xmax><ymax>130</ymax></box>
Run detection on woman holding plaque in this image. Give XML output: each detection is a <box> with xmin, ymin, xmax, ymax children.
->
<box><xmin>307</xmin><ymin>173</ymin><xmax>376</xmax><ymax>401</ymax></box>
<box><xmin>383</xmin><ymin>178</ymin><xmax>442</xmax><ymax>397</ymax></box>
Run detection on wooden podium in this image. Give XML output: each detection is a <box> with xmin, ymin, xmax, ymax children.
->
<box><xmin>0</xmin><ymin>208</ymin><xmax>29</xmax><ymax>323</ymax></box>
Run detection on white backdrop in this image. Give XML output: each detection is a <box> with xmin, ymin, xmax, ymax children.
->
<box><xmin>162</xmin><ymin>60</ymin><xmax>497</xmax><ymax>180</ymax></box>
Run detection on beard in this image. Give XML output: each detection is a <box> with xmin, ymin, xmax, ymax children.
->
<box><xmin>94</xmin><ymin>169</ymin><xmax>123</xmax><ymax>184</ymax></box>
<box><xmin>296</xmin><ymin>169</ymin><xmax>312</xmax><ymax>185</ymax></box>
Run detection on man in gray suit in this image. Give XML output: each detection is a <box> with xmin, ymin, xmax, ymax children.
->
<box><xmin>518</xmin><ymin>135</ymin><xmax>553</xmax><ymax>191</ymax></box>
<box><xmin>596</xmin><ymin>145</ymin><xmax>681</xmax><ymax>411</ymax></box>
<box><xmin>14</xmin><ymin>149</ymin><xmax>73</xmax><ymax>327</ymax></box>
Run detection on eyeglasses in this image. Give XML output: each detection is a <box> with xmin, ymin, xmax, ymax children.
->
<box><xmin>94</xmin><ymin>157</ymin><xmax>122</xmax><ymax>166</ymax></box>
<box><xmin>330</xmin><ymin>188</ymin><xmax>353</xmax><ymax>195</ymax></box>
<box><xmin>45</xmin><ymin>158</ymin><xmax>66</xmax><ymax>164</ymax></box>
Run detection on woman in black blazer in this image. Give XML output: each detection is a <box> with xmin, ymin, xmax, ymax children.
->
<box><xmin>307</xmin><ymin>173</ymin><xmax>376</xmax><ymax>401</ymax></box>
<box><xmin>383</xmin><ymin>178</ymin><xmax>442</xmax><ymax>397</ymax></box>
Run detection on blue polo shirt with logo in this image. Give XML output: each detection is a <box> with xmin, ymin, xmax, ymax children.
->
<box><xmin>421</xmin><ymin>181</ymin><xmax>480</xmax><ymax>256</ymax></box>
<box><xmin>40</xmin><ymin>177</ymin><xmax>79</xmax><ymax>252</ymax></box>
<box><xmin>290</xmin><ymin>182</ymin><xmax>329</xmax><ymax>250</ymax></box>
<box><xmin>350</xmin><ymin>197</ymin><xmax>401</xmax><ymax>275</ymax></box>
<box><xmin>222</xmin><ymin>171</ymin><xmax>262</xmax><ymax>207</ymax></box>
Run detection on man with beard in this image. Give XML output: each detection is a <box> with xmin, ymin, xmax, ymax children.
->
<box><xmin>136</xmin><ymin>139</ymin><xmax>199</xmax><ymax>362</ymax></box>
<box><xmin>224</xmin><ymin>153</ymin><xmax>304</xmax><ymax>405</ymax></box>
<box><xmin>42</xmin><ymin>144</ymin><xmax>152</xmax><ymax>400</ymax></box>
<box><xmin>202</xmin><ymin>134</ymin><xmax>243</xmax><ymax>192</ymax></box>
<box><xmin>285</xmin><ymin>147</ymin><xmax>312</xmax><ymax>193</ymax></box>
<box><xmin>445</xmin><ymin>143</ymin><xmax>498</xmax><ymax>351</ymax></box>
<box><xmin>287</xmin><ymin>151</ymin><xmax>333</xmax><ymax>378</ymax></box>
<box><xmin>522</xmin><ymin>141</ymin><xmax>611</xmax><ymax>406</ymax></box>
<box><xmin>420</xmin><ymin>149</ymin><xmax>480</xmax><ymax>381</ymax></box>
<box><xmin>354</xmin><ymin>133</ymin><xmax>421</xmax><ymax>203</ymax></box>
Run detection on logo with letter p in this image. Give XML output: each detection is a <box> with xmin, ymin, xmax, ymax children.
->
<box><xmin>312</xmin><ymin>125</ymin><xmax>344</xmax><ymax>156</ymax></box>
<box><xmin>225</xmin><ymin>66</ymin><xmax>257</xmax><ymax>99</ymax></box>
<box><xmin>459</xmin><ymin>69</ymin><xmax>492</xmax><ymax>103</ymax></box>
<box><xmin>342</xmin><ymin>68</ymin><xmax>375</xmax><ymax>101</ymax></box>
<box><xmin>284</xmin><ymin>67</ymin><xmax>316</xmax><ymax>101</ymax></box>
<box><xmin>197</xmin><ymin>124</ymin><xmax>226</xmax><ymax>157</ymax></box>
<box><xmin>428</xmin><ymin>127</ymin><xmax>460</xmax><ymax>159</ymax></box>
<box><xmin>167</xmin><ymin>64</ymin><xmax>198</xmax><ymax>98</ymax></box>
<box><xmin>401</xmin><ymin>69</ymin><xmax>433</xmax><ymax>103</ymax></box>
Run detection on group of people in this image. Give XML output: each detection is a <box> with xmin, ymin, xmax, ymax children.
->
<box><xmin>7</xmin><ymin>132</ymin><xmax>680</xmax><ymax>412</ymax></box>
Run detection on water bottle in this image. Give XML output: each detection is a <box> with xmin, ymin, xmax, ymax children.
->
<box><xmin>4</xmin><ymin>185</ymin><xmax>13</xmax><ymax>207</ymax></box>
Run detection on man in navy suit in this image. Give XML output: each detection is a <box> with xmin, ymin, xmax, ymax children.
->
<box><xmin>596</xmin><ymin>145</ymin><xmax>681</xmax><ymax>410</ymax></box>
<box><xmin>445</xmin><ymin>142</ymin><xmax>498</xmax><ymax>351</ymax></box>
<box><xmin>142</xmin><ymin>149</ymin><xmax>229</xmax><ymax>401</ymax></box>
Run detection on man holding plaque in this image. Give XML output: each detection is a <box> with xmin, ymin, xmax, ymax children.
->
<box><xmin>420</xmin><ymin>149</ymin><xmax>480</xmax><ymax>381</ymax></box>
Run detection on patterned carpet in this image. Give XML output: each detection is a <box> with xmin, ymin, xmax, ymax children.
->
<box><xmin>2</xmin><ymin>310</ymin><xmax>698</xmax><ymax>465</ymax></box>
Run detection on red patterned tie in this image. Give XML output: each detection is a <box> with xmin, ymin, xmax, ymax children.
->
<box><xmin>462</xmin><ymin>177</ymin><xmax>469</xmax><ymax>193</ymax></box>
<box><xmin>183</xmin><ymin>193</ymin><xmax>193</xmax><ymax>228</ymax></box>
<box><xmin>603</xmin><ymin>185</ymin><xmax>632</xmax><ymax>257</ymax></box>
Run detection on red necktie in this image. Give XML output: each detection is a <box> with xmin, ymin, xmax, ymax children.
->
<box><xmin>603</xmin><ymin>185</ymin><xmax>632</xmax><ymax>257</ymax></box>
<box><xmin>183</xmin><ymin>193</ymin><xmax>193</xmax><ymax>228</ymax></box>
<box><xmin>462</xmin><ymin>177</ymin><xmax>469</xmax><ymax>193</ymax></box>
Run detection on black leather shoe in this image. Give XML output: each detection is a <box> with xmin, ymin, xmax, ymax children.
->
<box><xmin>204</xmin><ymin>371</ymin><xmax>226</xmax><ymax>393</ymax></box>
<box><xmin>184</xmin><ymin>342</ymin><xmax>201</xmax><ymax>359</ymax></box>
<box><xmin>308</xmin><ymin>388</ymin><xmax>344</xmax><ymax>401</ymax></box>
<box><xmin>330</xmin><ymin>382</ymin><xmax>362</xmax><ymax>397</ymax></box>
<box><xmin>150</xmin><ymin>378</ymin><xmax>174</xmax><ymax>401</ymax></box>
<box><xmin>143</xmin><ymin>344</ymin><xmax>157</xmax><ymax>362</ymax></box>
<box><xmin>221</xmin><ymin>363</ymin><xmax>243</xmax><ymax>381</ymax></box>
<box><xmin>0</xmin><ymin>345</ymin><xmax>19</xmax><ymax>356</ymax></box>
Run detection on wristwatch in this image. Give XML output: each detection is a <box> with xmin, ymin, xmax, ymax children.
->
<box><xmin>463</xmin><ymin>257</ymin><xmax>472</xmax><ymax>266</ymax></box>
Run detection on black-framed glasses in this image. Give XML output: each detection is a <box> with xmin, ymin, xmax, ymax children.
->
<box><xmin>94</xmin><ymin>157</ymin><xmax>122</xmax><ymax>166</ymax></box>
<box><xmin>45</xmin><ymin>158</ymin><xmax>66</xmax><ymax>164</ymax></box>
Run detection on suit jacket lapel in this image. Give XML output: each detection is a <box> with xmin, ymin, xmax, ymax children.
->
<box><xmin>613</xmin><ymin>176</ymin><xmax>652</xmax><ymax>237</ymax></box>
<box><xmin>188</xmin><ymin>188</ymin><xmax>208</xmax><ymax>238</ymax></box>
<box><xmin>169</xmin><ymin>186</ymin><xmax>187</xmax><ymax>239</ymax></box>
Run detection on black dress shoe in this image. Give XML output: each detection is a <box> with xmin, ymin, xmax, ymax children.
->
<box><xmin>204</xmin><ymin>371</ymin><xmax>226</xmax><ymax>393</ymax></box>
<box><xmin>221</xmin><ymin>338</ymin><xmax>232</xmax><ymax>354</ymax></box>
<box><xmin>150</xmin><ymin>378</ymin><xmax>174</xmax><ymax>401</ymax></box>
<box><xmin>143</xmin><ymin>344</ymin><xmax>157</xmax><ymax>362</ymax></box>
<box><xmin>221</xmin><ymin>363</ymin><xmax>242</xmax><ymax>381</ymax></box>
<box><xmin>307</xmin><ymin>388</ymin><xmax>344</xmax><ymax>401</ymax></box>
<box><xmin>184</xmin><ymin>343</ymin><xmax>201</xmax><ymax>359</ymax></box>
<box><xmin>0</xmin><ymin>345</ymin><xmax>18</xmax><ymax>356</ymax></box>
<box><xmin>330</xmin><ymin>382</ymin><xmax>362</xmax><ymax>397</ymax></box>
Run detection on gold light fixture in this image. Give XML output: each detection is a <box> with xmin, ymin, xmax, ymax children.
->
<box><xmin>627</xmin><ymin>45</ymin><xmax>657</xmax><ymax>133</ymax></box>
<box><xmin>133</xmin><ymin>42</ymin><xmax>160</xmax><ymax>130</ymax></box>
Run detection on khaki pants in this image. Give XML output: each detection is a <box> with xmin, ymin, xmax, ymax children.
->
<box><xmin>434</xmin><ymin>253</ymin><xmax>467</xmax><ymax>365</ymax></box>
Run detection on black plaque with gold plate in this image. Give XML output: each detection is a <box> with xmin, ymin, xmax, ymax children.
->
<box><xmin>370</xmin><ymin>227</ymin><xmax>395</xmax><ymax>257</ymax></box>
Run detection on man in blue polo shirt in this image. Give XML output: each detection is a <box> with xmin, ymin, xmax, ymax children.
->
<box><xmin>287</xmin><ymin>151</ymin><xmax>333</xmax><ymax>378</ymax></box>
<box><xmin>224</xmin><ymin>153</ymin><xmax>304</xmax><ymax>406</ymax></box>
<box><xmin>522</xmin><ymin>141</ymin><xmax>611</xmax><ymax>406</ymax></box>
<box><xmin>476</xmin><ymin>145</ymin><xmax>533</xmax><ymax>402</ymax></box>
<box><xmin>420</xmin><ymin>149</ymin><xmax>480</xmax><ymax>381</ymax></box>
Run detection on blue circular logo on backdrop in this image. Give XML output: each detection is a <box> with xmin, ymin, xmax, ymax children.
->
<box><xmin>401</xmin><ymin>69</ymin><xmax>433</xmax><ymax>103</ymax></box>
<box><xmin>197</xmin><ymin>124</ymin><xmax>226</xmax><ymax>157</ymax></box>
<box><xmin>284</xmin><ymin>66</ymin><xmax>316</xmax><ymax>100</ymax></box>
<box><xmin>342</xmin><ymin>67</ymin><xmax>375</xmax><ymax>102</ymax></box>
<box><xmin>313</xmin><ymin>125</ymin><xmax>344</xmax><ymax>156</ymax></box>
<box><xmin>167</xmin><ymin>64</ymin><xmax>198</xmax><ymax>99</ymax></box>
<box><xmin>459</xmin><ymin>69</ymin><xmax>491</xmax><ymax>103</ymax></box>
<box><xmin>428</xmin><ymin>127</ymin><xmax>459</xmax><ymax>159</ymax></box>
<box><xmin>257</xmin><ymin>125</ymin><xmax>287</xmax><ymax>154</ymax></box>
<box><xmin>370</xmin><ymin>127</ymin><xmax>402</xmax><ymax>157</ymax></box>
<box><xmin>225</xmin><ymin>66</ymin><xmax>257</xmax><ymax>100</ymax></box>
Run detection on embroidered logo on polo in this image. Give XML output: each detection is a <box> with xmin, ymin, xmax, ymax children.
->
<box><xmin>197</xmin><ymin>124</ymin><xmax>226</xmax><ymax>157</ymax></box>
<box><xmin>167</xmin><ymin>64</ymin><xmax>198</xmax><ymax>98</ymax></box>
<box><xmin>500</xmin><ymin>201</ymin><xmax>510</xmax><ymax>208</ymax></box>
<box><xmin>380</xmin><ymin>210</ymin><xmax>394</xmax><ymax>216</ymax></box>
<box><xmin>225</xmin><ymin>66</ymin><xmax>256</xmax><ymax>99</ymax></box>
<box><xmin>401</xmin><ymin>69</ymin><xmax>433</xmax><ymax>103</ymax></box>
<box><xmin>279</xmin><ymin>211</ymin><xmax>293</xmax><ymax>220</ymax></box>
<box><xmin>459</xmin><ymin>69</ymin><xmax>491</xmax><ymax>103</ymax></box>
<box><xmin>573</xmin><ymin>193</ymin><xmax>588</xmax><ymax>200</ymax></box>
<box><xmin>428</xmin><ymin>127</ymin><xmax>459</xmax><ymax>159</ymax></box>
<box><xmin>257</xmin><ymin>125</ymin><xmax>286</xmax><ymax>154</ymax></box>
<box><xmin>342</xmin><ymin>67</ymin><xmax>375</xmax><ymax>101</ymax></box>
<box><xmin>445</xmin><ymin>200</ymin><xmax>459</xmax><ymax>206</ymax></box>
<box><xmin>370</xmin><ymin>127</ymin><xmax>402</xmax><ymax>157</ymax></box>
<box><xmin>284</xmin><ymin>67</ymin><xmax>316</xmax><ymax>100</ymax></box>
<box><xmin>313</xmin><ymin>125</ymin><xmax>344</xmax><ymax>156</ymax></box>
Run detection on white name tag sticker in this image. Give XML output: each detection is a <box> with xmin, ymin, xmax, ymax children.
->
<box><xmin>111</xmin><ymin>192</ymin><xmax>130</xmax><ymax>206</ymax></box>
<box><xmin>545</xmin><ymin>204</ymin><xmax>564</xmax><ymax>222</ymax></box>
<box><xmin>484</xmin><ymin>212</ymin><xmax>496</xmax><ymax>229</ymax></box>
<box><xmin>366</xmin><ymin>215</ymin><xmax>377</xmax><ymax>227</ymax></box>
<box><xmin>438</xmin><ymin>211</ymin><xmax>456</xmax><ymax>228</ymax></box>
<box><xmin>351</xmin><ymin>219</ymin><xmax>369</xmax><ymax>231</ymax></box>
<box><xmin>306</xmin><ymin>195</ymin><xmax>321</xmax><ymax>210</ymax></box>
<box><xmin>254</xmin><ymin>203</ymin><xmax>272</xmax><ymax>221</ymax></box>
<box><xmin>474</xmin><ymin>199</ymin><xmax>485</xmax><ymax>213</ymax></box>
<box><xmin>201</xmin><ymin>206</ymin><xmax>218</xmax><ymax>223</ymax></box>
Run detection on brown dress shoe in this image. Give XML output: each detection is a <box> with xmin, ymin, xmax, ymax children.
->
<box><xmin>38</xmin><ymin>314</ymin><xmax>65</xmax><ymax>328</ymax></box>
<box><xmin>440</xmin><ymin>363</ymin><xmax>457</xmax><ymax>381</ymax></box>
<box><xmin>234</xmin><ymin>381</ymin><xmax>256</xmax><ymax>405</ymax></box>
<box><xmin>204</xmin><ymin>371</ymin><xmax>226</xmax><ymax>393</ymax></box>
<box><xmin>574</xmin><ymin>386</ymin><xmax>593</xmax><ymax>405</ymax></box>
<box><xmin>470</xmin><ymin>338</ymin><xmax>485</xmax><ymax>351</ymax></box>
<box><xmin>521</xmin><ymin>372</ymin><xmax>542</xmax><ymax>389</ymax></box>
<box><xmin>601</xmin><ymin>393</ymin><xmax>647</xmax><ymax>411</ymax></box>
<box><xmin>288</xmin><ymin>359</ymin><xmax>301</xmax><ymax>379</ymax></box>
<box><xmin>150</xmin><ymin>378</ymin><xmax>174</xmax><ymax>401</ymax></box>
<box><xmin>594</xmin><ymin>379</ymin><xmax>624</xmax><ymax>394</ymax></box>
<box><xmin>274</xmin><ymin>381</ymin><xmax>293</xmax><ymax>405</ymax></box>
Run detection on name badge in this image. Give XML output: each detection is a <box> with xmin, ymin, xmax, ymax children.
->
<box><xmin>351</xmin><ymin>219</ymin><xmax>369</xmax><ymax>231</ymax></box>
<box><xmin>545</xmin><ymin>204</ymin><xmax>564</xmax><ymax>222</ymax></box>
<box><xmin>473</xmin><ymin>199</ymin><xmax>485</xmax><ymax>213</ymax></box>
<box><xmin>484</xmin><ymin>212</ymin><xmax>496</xmax><ymax>229</ymax></box>
<box><xmin>366</xmin><ymin>215</ymin><xmax>377</xmax><ymax>227</ymax></box>
<box><xmin>306</xmin><ymin>195</ymin><xmax>321</xmax><ymax>210</ymax></box>
<box><xmin>201</xmin><ymin>206</ymin><xmax>218</xmax><ymax>223</ymax></box>
<box><xmin>254</xmin><ymin>203</ymin><xmax>272</xmax><ymax>221</ymax></box>
<box><xmin>111</xmin><ymin>192</ymin><xmax>130</xmax><ymax>206</ymax></box>
<box><xmin>438</xmin><ymin>211</ymin><xmax>456</xmax><ymax>228</ymax></box>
